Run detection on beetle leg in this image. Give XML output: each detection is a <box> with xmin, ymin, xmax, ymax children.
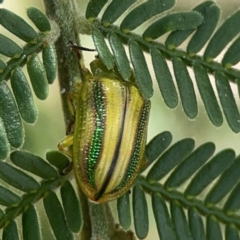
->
<box><xmin>81</xmin><ymin>66</ymin><xmax>93</xmax><ymax>81</ymax></box>
<box><xmin>65</xmin><ymin>91</ymin><xmax>78</xmax><ymax>134</ymax></box>
<box><xmin>61</xmin><ymin>161</ymin><xmax>73</xmax><ymax>175</ymax></box>
<box><xmin>58</xmin><ymin>134</ymin><xmax>74</xmax><ymax>158</ymax></box>
<box><xmin>66</xmin><ymin>92</ymin><xmax>77</xmax><ymax>117</ymax></box>
<box><xmin>66</xmin><ymin>118</ymin><xmax>75</xmax><ymax>135</ymax></box>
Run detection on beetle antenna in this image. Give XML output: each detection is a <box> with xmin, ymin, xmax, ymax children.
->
<box><xmin>68</xmin><ymin>40</ymin><xmax>95</xmax><ymax>52</ymax></box>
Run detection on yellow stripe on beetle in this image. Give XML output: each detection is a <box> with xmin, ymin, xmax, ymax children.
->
<box><xmin>59</xmin><ymin>58</ymin><xmax>151</xmax><ymax>203</ymax></box>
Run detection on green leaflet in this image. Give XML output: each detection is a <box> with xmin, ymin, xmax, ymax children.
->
<box><xmin>101</xmin><ymin>0</ymin><xmax>137</xmax><ymax>26</ymax></box>
<box><xmin>236</xmin><ymin>78</ymin><xmax>240</xmax><ymax>99</ymax></box>
<box><xmin>0</xmin><ymin>59</ymin><xmax>6</xmax><ymax>72</ymax></box>
<box><xmin>117</xmin><ymin>193</ymin><xmax>131</xmax><ymax>230</ymax></box>
<box><xmin>187</xmin><ymin>3</ymin><xmax>220</xmax><ymax>55</ymax></box>
<box><xmin>0</xmin><ymin>81</ymin><xmax>24</xmax><ymax>148</ymax></box>
<box><xmin>10</xmin><ymin>67</ymin><xmax>38</xmax><ymax>124</ymax></box>
<box><xmin>92</xmin><ymin>28</ymin><xmax>114</xmax><ymax>70</ymax></box>
<box><xmin>147</xmin><ymin>138</ymin><xmax>195</xmax><ymax>183</ymax></box>
<box><xmin>22</xmin><ymin>205</ymin><xmax>41</xmax><ymax>240</ymax></box>
<box><xmin>165</xmin><ymin>142</ymin><xmax>215</xmax><ymax>190</ymax></box>
<box><xmin>143</xmin><ymin>131</ymin><xmax>172</xmax><ymax>172</ymax></box>
<box><xmin>188</xmin><ymin>208</ymin><xmax>206</xmax><ymax>240</ymax></box>
<box><xmin>27</xmin><ymin>53</ymin><xmax>49</xmax><ymax>100</ymax></box>
<box><xmin>172</xmin><ymin>57</ymin><xmax>197</xmax><ymax>119</ymax></box>
<box><xmin>225</xmin><ymin>224</ymin><xmax>239</xmax><ymax>240</ymax></box>
<box><xmin>152</xmin><ymin>193</ymin><xmax>177</xmax><ymax>240</ymax></box>
<box><xmin>0</xmin><ymin>117</ymin><xmax>9</xmax><ymax>160</ymax></box>
<box><xmin>185</xmin><ymin>149</ymin><xmax>235</xmax><ymax>198</ymax></box>
<box><xmin>0</xmin><ymin>185</ymin><xmax>21</xmax><ymax>206</ymax></box>
<box><xmin>171</xmin><ymin>201</ymin><xmax>192</xmax><ymax>240</ymax></box>
<box><xmin>27</xmin><ymin>7</ymin><xmax>51</xmax><ymax>33</ymax></box>
<box><xmin>42</xmin><ymin>43</ymin><xmax>57</xmax><ymax>84</ymax></box>
<box><xmin>44</xmin><ymin>191</ymin><xmax>73</xmax><ymax>240</ymax></box>
<box><xmin>222</xmin><ymin>36</ymin><xmax>240</xmax><ymax>68</ymax></box>
<box><xmin>204</xmin><ymin>10</ymin><xmax>240</xmax><ymax>61</ymax></box>
<box><xmin>85</xmin><ymin>0</ymin><xmax>108</xmax><ymax>20</ymax></box>
<box><xmin>143</xmin><ymin>12</ymin><xmax>203</xmax><ymax>41</ymax></box>
<box><xmin>224</xmin><ymin>182</ymin><xmax>240</xmax><ymax>214</ymax></box>
<box><xmin>46</xmin><ymin>150</ymin><xmax>71</xmax><ymax>172</ymax></box>
<box><xmin>129</xmin><ymin>40</ymin><xmax>153</xmax><ymax>99</ymax></box>
<box><xmin>0</xmin><ymin>162</ymin><xmax>40</xmax><ymax>192</ymax></box>
<box><xmin>10</xmin><ymin>151</ymin><xmax>58</xmax><ymax>179</ymax></box>
<box><xmin>60</xmin><ymin>180</ymin><xmax>82</xmax><ymax>233</ymax></box>
<box><xmin>0</xmin><ymin>8</ymin><xmax>38</xmax><ymax>43</ymax></box>
<box><xmin>120</xmin><ymin>0</ymin><xmax>175</xmax><ymax>32</ymax></box>
<box><xmin>2</xmin><ymin>221</ymin><xmax>19</xmax><ymax>240</ymax></box>
<box><xmin>205</xmin><ymin>156</ymin><xmax>240</xmax><ymax>206</ymax></box>
<box><xmin>109</xmin><ymin>32</ymin><xmax>131</xmax><ymax>80</ymax></box>
<box><xmin>215</xmin><ymin>71</ymin><xmax>240</xmax><ymax>133</ymax></box>
<box><xmin>151</xmin><ymin>49</ymin><xmax>178</xmax><ymax>108</ymax></box>
<box><xmin>193</xmin><ymin>64</ymin><xmax>223</xmax><ymax>127</ymax></box>
<box><xmin>165</xmin><ymin>1</ymin><xmax>220</xmax><ymax>52</ymax></box>
<box><xmin>133</xmin><ymin>185</ymin><xmax>149</xmax><ymax>239</ymax></box>
<box><xmin>0</xmin><ymin>34</ymin><xmax>23</xmax><ymax>58</ymax></box>
<box><xmin>206</xmin><ymin>216</ymin><xmax>222</xmax><ymax>240</ymax></box>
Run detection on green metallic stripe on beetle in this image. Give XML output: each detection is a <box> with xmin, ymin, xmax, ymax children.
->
<box><xmin>87</xmin><ymin>80</ymin><xmax>106</xmax><ymax>188</ymax></box>
<box><xmin>113</xmin><ymin>99</ymin><xmax>150</xmax><ymax>193</ymax></box>
<box><xmin>72</xmin><ymin>78</ymin><xmax>105</xmax><ymax>188</ymax></box>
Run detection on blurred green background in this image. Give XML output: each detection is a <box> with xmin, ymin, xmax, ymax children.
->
<box><xmin>1</xmin><ymin>0</ymin><xmax>240</xmax><ymax>239</ymax></box>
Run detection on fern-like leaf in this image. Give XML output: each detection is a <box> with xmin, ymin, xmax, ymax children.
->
<box><xmin>0</xmin><ymin>7</ymin><xmax>57</xmax><ymax>157</ymax></box>
<box><xmin>128</xmin><ymin>133</ymin><xmax>240</xmax><ymax>240</ymax></box>
<box><xmin>86</xmin><ymin>0</ymin><xmax>240</xmax><ymax>132</ymax></box>
<box><xmin>0</xmin><ymin>150</ymin><xmax>82</xmax><ymax>240</ymax></box>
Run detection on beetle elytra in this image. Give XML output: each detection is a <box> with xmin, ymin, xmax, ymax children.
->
<box><xmin>58</xmin><ymin>55</ymin><xmax>151</xmax><ymax>203</ymax></box>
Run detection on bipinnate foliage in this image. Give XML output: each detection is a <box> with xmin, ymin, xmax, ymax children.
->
<box><xmin>88</xmin><ymin>0</ymin><xmax>240</xmax><ymax>133</ymax></box>
<box><xmin>0</xmin><ymin>0</ymin><xmax>240</xmax><ymax>240</ymax></box>
<box><xmin>0</xmin><ymin>6</ymin><xmax>57</xmax><ymax>160</ymax></box>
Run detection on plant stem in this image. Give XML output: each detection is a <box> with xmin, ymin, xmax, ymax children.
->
<box><xmin>42</xmin><ymin>1</ymin><xmax>121</xmax><ymax>239</ymax></box>
<box><xmin>43</xmin><ymin>0</ymin><xmax>81</xmax><ymax>122</ymax></box>
<box><xmin>42</xmin><ymin>0</ymin><xmax>93</xmax><ymax>239</ymax></box>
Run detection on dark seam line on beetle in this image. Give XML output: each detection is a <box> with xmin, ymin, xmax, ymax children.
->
<box><xmin>112</xmin><ymin>100</ymin><xmax>150</xmax><ymax>193</ymax></box>
<box><xmin>95</xmin><ymin>87</ymin><xmax>128</xmax><ymax>201</ymax></box>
